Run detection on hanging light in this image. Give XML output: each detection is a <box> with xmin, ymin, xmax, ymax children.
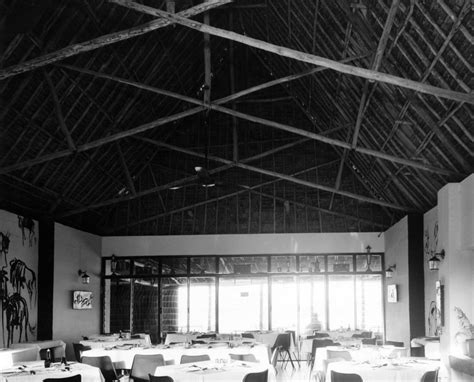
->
<box><xmin>428</xmin><ymin>250</ymin><xmax>445</xmax><ymax>271</ymax></box>
<box><xmin>78</xmin><ymin>270</ymin><xmax>90</xmax><ymax>284</ymax></box>
<box><xmin>385</xmin><ymin>264</ymin><xmax>396</xmax><ymax>278</ymax></box>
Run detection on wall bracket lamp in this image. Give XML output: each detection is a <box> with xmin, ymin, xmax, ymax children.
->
<box><xmin>78</xmin><ymin>269</ymin><xmax>90</xmax><ymax>284</ymax></box>
<box><xmin>428</xmin><ymin>250</ymin><xmax>445</xmax><ymax>271</ymax></box>
<box><xmin>385</xmin><ymin>264</ymin><xmax>396</xmax><ymax>278</ymax></box>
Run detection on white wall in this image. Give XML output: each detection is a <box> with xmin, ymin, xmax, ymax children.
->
<box><xmin>53</xmin><ymin>223</ymin><xmax>102</xmax><ymax>360</ymax></box>
<box><xmin>0</xmin><ymin>210</ymin><xmax>38</xmax><ymax>346</ymax></box>
<box><xmin>383</xmin><ymin>216</ymin><xmax>410</xmax><ymax>349</ymax></box>
<box><xmin>102</xmin><ymin>232</ymin><xmax>384</xmax><ymax>257</ymax></box>
<box><xmin>437</xmin><ymin>175</ymin><xmax>474</xmax><ymax>381</ymax></box>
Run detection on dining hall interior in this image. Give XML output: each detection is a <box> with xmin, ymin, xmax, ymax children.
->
<box><xmin>0</xmin><ymin>0</ymin><xmax>473</xmax><ymax>381</ymax></box>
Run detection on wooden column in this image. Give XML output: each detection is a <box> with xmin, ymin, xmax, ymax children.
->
<box><xmin>37</xmin><ymin>217</ymin><xmax>54</xmax><ymax>340</ymax></box>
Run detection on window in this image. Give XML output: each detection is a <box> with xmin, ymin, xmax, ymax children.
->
<box><xmin>219</xmin><ymin>277</ymin><xmax>268</xmax><ymax>332</ymax></box>
<box><xmin>101</xmin><ymin>253</ymin><xmax>384</xmax><ymax>339</ymax></box>
<box><xmin>189</xmin><ymin>277</ymin><xmax>216</xmax><ymax>332</ymax></box>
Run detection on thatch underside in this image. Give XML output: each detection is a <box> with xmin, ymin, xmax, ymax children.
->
<box><xmin>0</xmin><ymin>0</ymin><xmax>472</xmax><ymax>236</ymax></box>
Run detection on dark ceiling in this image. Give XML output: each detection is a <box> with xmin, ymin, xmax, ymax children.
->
<box><xmin>0</xmin><ymin>0</ymin><xmax>472</xmax><ymax>236</ymax></box>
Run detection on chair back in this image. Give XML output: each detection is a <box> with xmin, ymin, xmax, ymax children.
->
<box><xmin>81</xmin><ymin>355</ymin><xmax>118</xmax><ymax>382</ymax></box>
<box><xmin>196</xmin><ymin>333</ymin><xmax>217</xmax><ymax>339</ymax></box>
<box><xmin>130</xmin><ymin>354</ymin><xmax>165</xmax><ymax>382</ymax></box>
<box><xmin>180</xmin><ymin>354</ymin><xmax>210</xmax><ymax>364</ymax></box>
<box><xmin>361</xmin><ymin>338</ymin><xmax>376</xmax><ymax>345</ymax></box>
<box><xmin>327</xmin><ymin>349</ymin><xmax>351</xmax><ymax>361</ymax></box>
<box><xmin>72</xmin><ymin>343</ymin><xmax>91</xmax><ymax>362</ymax></box>
<box><xmin>229</xmin><ymin>353</ymin><xmax>258</xmax><ymax>362</ymax></box>
<box><xmin>311</xmin><ymin>332</ymin><xmax>330</xmax><ymax>338</ymax></box>
<box><xmin>242</xmin><ymin>369</ymin><xmax>268</xmax><ymax>382</ymax></box>
<box><xmin>43</xmin><ymin>376</ymin><xmax>82</xmax><ymax>382</ymax></box>
<box><xmin>242</xmin><ymin>333</ymin><xmax>255</xmax><ymax>339</ymax></box>
<box><xmin>421</xmin><ymin>369</ymin><xmax>439</xmax><ymax>382</ymax></box>
<box><xmin>149</xmin><ymin>376</ymin><xmax>174</xmax><ymax>382</ymax></box>
<box><xmin>311</xmin><ymin>339</ymin><xmax>334</xmax><ymax>356</ymax></box>
<box><xmin>331</xmin><ymin>370</ymin><xmax>363</xmax><ymax>382</ymax></box>
<box><xmin>272</xmin><ymin>333</ymin><xmax>291</xmax><ymax>350</ymax></box>
<box><xmin>384</xmin><ymin>340</ymin><xmax>404</xmax><ymax>347</ymax></box>
<box><xmin>360</xmin><ymin>331</ymin><xmax>372</xmax><ymax>338</ymax></box>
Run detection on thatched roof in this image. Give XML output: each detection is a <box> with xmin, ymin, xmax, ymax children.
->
<box><xmin>0</xmin><ymin>0</ymin><xmax>472</xmax><ymax>235</ymax></box>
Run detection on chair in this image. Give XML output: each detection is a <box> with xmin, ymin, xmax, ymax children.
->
<box><xmin>331</xmin><ymin>370</ymin><xmax>363</xmax><ymax>382</ymax></box>
<box><xmin>81</xmin><ymin>355</ymin><xmax>122</xmax><ymax>382</ymax></box>
<box><xmin>242</xmin><ymin>369</ymin><xmax>268</xmax><ymax>382</ymax></box>
<box><xmin>421</xmin><ymin>369</ymin><xmax>439</xmax><ymax>382</ymax></box>
<box><xmin>229</xmin><ymin>353</ymin><xmax>258</xmax><ymax>362</ymax></box>
<box><xmin>242</xmin><ymin>333</ymin><xmax>255</xmax><ymax>339</ymax></box>
<box><xmin>271</xmin><ymin>333</ymin><xmax>295</xmax><ymax>369</ymax></box>
<box><xmin>384</xmin><ymin>340</ymin><xmax>404</xmax><ymax>347</ymax></box>
<box><xmin>309</xmin><ymin>339</ymin><xmax>334</xmax><ymax>372</ymax></box>
<box><xmin>180</xmin><ymin>354</ymin><xmax>210</xmax><ymax>364</ymax></box>
<box><xmin>43</xmin><ymin>376</ymin><xmax>82</xmax><ymax>382</ymax></box>
<box><xmin>285</xmin><ymin>330</ymin><xmax>300</xmax><ymax>367</ymax></box>
<box><xmin>314</xmin><ymin>358</ymin><xmax>345</xmax><ymax>382</ymax></box>
<box><xmin>361</xmin><ymin>338</ymin><xmax>376</xmax><ymax>345</ymax></box>
<box><xmin>197</xmin><ymin>333</ymin><xmax>217</xmax><ymax>339</ymax></box>
<box><xmin>149</xmin><ymin>376</ymin><xmax>174</xmax><ymax>382</ymax></box>
<box><xmin>270</xmin><ymin>346</ymin><xmax>279</xmax><ymax>373</ymax></box>
<box><xmin>73</xmin><ymin>343</ymin><xmax>91</xmax><ymax>362</ymax></box>
<box><xmin>130</xmin><ymin>354</ymin><xmax>165</xmax><ymax>382</ymax></box>
<box><xmin>326</xmin><ymin>349</ymin><xmax>351</xmax><ymax>361</ymax></box>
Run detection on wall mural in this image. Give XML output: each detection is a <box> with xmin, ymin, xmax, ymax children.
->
<box><xmin>0</xmin><ymin>214</ymin><xmax>37</xmax><ymax>347</ymax></box>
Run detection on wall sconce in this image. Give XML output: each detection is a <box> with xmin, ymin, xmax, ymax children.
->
<box><xmin>111</xmin><ymin>254</ymin><xmax>118</xmax><ymax>276</ymax></box>
<box><xmin>78</xmin><ymin>270</ymin><xmax>90</xmax><ymax>284</ymax></box>
<box><xmin>385</xmin><ymin>264</ymin><xmax>396</xmax><ymax>278</ymax></box>
<box><xmin>428</xmin><ymin>250</ymin><xmax>445</xmax><ymax>271</ymax></box>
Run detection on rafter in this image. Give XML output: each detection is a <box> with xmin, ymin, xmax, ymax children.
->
<box><xmin>110</xmin><ymin>0</ymin><xmax>474</xmax><ymax>105</ymax></box>
<box><xmin>0</xmin><ymin>0</ymin><xmax>232</xmax><ymax>81</ymax></box>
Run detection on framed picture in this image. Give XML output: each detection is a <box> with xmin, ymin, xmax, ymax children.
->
<box><xmin>73</xmin><ymin>291</ymin><xmax>93</xmax><ymax>309</ymax></box>
<box><xmin>387</xmin><ymin>284</ymin><xmax>398</xmax><ymax>303</ymax></box>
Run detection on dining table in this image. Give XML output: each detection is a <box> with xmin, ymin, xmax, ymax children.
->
<box><xmin>154</xmin><ymin>360</ymin><xmax>276</xmax><ymax>382</ymax></box>
<box><xmin>0</xmin><ymin>348</ymin><xmax>40</xmax><ymax>369</ymax></box>
<box><xmin>0</xmin><ymin>361</ymin><xmax>104</xmax><ymax>382</ymax></box>
<box><xmin>81</xmin><ymin>342</ymin><xmax>271</xmax><ymax>369</ymax></box>
<box><xmin>80</xmin><ymin>337</ymin><xmax>150</xmax><ymax>349</ymax></box>
<box><xmin>325</xmin><ymin>357</ymin><xmax>441</xmax><ymax>382</ymax></box>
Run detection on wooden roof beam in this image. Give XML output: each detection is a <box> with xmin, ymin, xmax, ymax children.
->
<box><xmin>116</xmin><ymin>142</ymin><xmax>137</xmax><ymax>196</ymax></box>
<box><xmin>0</xmin><ymin>0</ymin><xmax>232</xmax><ymax>81</ymax></box>
<box><xmin>108</xmin><ymin>160</ymin><xmax>386</xmax><ymax>233</ymax></box>
<box><xmin>110</xmin><ymin>0</ymin><xmax>474</xmax><ymax>105</ymax></box>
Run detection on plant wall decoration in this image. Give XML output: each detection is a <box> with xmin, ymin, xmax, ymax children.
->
<box><xmin>0</xmin><ymin>232</ymin><xmax>10</xmax><ymax>262</ymax></box>
<box><xmin>17</xmin><ymin>216</ymin><xmax>36</xmax><ymax>247</ymax></box>
<box><xmin>0</xmin><ymin>231</ymin><xmax>37</xmax><ymax>347</ymax></box>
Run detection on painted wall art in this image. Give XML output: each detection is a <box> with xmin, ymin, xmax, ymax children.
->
<box><xmin>0</xmin><ymin>211</ymin><xmax>38</xmax><ymax>347</ymax></box>
<box><xmin>73</xmin><ymin>291</ymin><xmax>93</xmax><ymax>310</ymax></box>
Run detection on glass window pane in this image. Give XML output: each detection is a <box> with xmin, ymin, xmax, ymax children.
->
<box><xmin>189</xmin><ymin>277</ymin><xmax>216</xmax><ymax>332</ymax></box>
<box><xmin>133</xmin><ymin>278</ymin><xmax>159</xmax><ymax>343</ymax></box>
<box><xmin>299</xmin><ymin>256</ymin><xmax>325</xmax><ymax>273</ymax></box>
<box><xmin>356</xmin><ymin>275</ymin><xmax>383</xmax><ymax>333</ymax></box>
<box><xmin>271</xmin><ymin>276</ymin><xmax>297</xmax><ymax>331</ymax></box>
<box><xmin>299</xmin><ymin>275</ymin><xmax>326</xmax><ymax>335</ymax></box>
<box><xmin>328</xmin><ymin>275</ymin><xmax>355</xmax><ymax>330</ymax></box>
<box><xmin>161</xmin><ymin>277</ymin><xmax>188</xmax><ymax>333</ymax></box>
<box><xmin>162</xmin><ymin>257</ymin><xmax>187</xmax><ymax>275</ymax></box>
<box><xmin>219</xmin><ymin>277</ymin><xmax>268</xmax><ymax>332</ymax></box>
<box><xmin>218</xmin><ymin>257</ymin><xmax>268</xmax><ymax>274</ymax></box>
<box><xmin>105</xmin><ymin>257</ymin><xmax>131</xmax><ymax>276</ymax></box>
<box><xmin>190</xmin><ymin>257</ymin><xmax>216</xmax><ymax>274</ymax></box>
<box><xmin>368</xmin><ymin>254</ymin><xmax>382</xmax><ymax>272</ymax></box>
<box><xmin>103</xmin><ymin>278</ymin><xmax>131</xmax><ymax>333</ymax></box>
<box><xmin>271</xmin><ymin>256</ymin><xmax>296</xmax><ymax>273</ymax></box>
<box><xmin>328</xmin><ymin>255</ymin><xmax>353</xmax><ymax>272</ymax></box>
<box><xmin>133</xmin><ymin>258</ymin><xmax>160</xmax><ymax>276</ymax></box>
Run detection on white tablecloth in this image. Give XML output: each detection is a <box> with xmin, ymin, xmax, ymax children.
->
<box><xmin>82</xmin><ymin>343</ymin><xmax>270</xmax><ymax>369</ymax></box>
<box><xmin>9</xmin><ymin>340</ymin><xmax>66</xmax><ymax>360</ymax></box>
<box><xmin>165</xmin><ymin>333</ymin><xmax>199</xmax><ymax>345</ymax></box>
<box><xmin>410</xmin><ymin>337</ymin><xmax>440</xmax><ymax>360</ymax></box>
<box><xmin>154</xmin><ymin>361</ymin><xmax>276</xmax><ymax>382</ymax></box>
<box><xmin>326</xmin><ymin>358</ymin><xmax>440</xmax><ymax>382</ymax></box>
<box><xmin>0</xmin><ymin>361</ymin><xmax>104</xmax><ymax>382</ymax></box>
<box><xmin>0</xmin><ymin>348</ymin><xmax>39</xmax><ymax>370</ymax></box>
<box><xmin>80</xmin><ymin>338</ymin><xmax>149</xmax><ymax>349</ymax></box>
<box><xmin>253</xmin><ymin>332</ymin><xmax>280</xmax><ymax>348</ymax></box>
